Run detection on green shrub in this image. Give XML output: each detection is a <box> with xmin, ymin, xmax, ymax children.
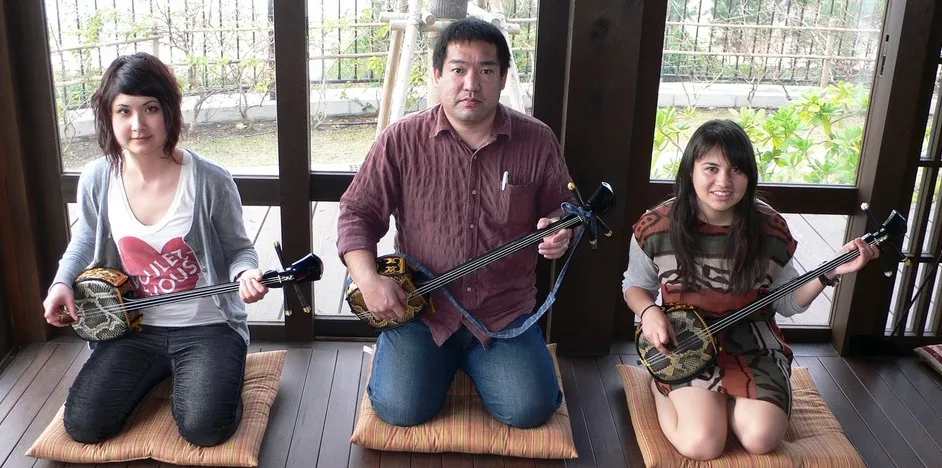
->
<box><xmin>650</xmin><ymin>81</ymin><xmax>895</xmax><ymax>185</ymax></box>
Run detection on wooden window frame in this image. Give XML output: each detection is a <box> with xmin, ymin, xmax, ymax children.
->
<box><xmin>4</xmin><ymin>0</ymin><xmax>941</xmax><ymax>355</ymax></box>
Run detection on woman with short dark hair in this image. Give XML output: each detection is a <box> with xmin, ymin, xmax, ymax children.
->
<box><xmin>42</xmin><ymin>52</ymin><xmax>268</xmax><ymax>446</ymax></box>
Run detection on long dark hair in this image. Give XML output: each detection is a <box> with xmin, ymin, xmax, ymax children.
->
<box><xmin>669</xmin><ymin>119</ymin><xmax>769</xmax><ymax>293</ymax></box>
<box><xmin>91</xmin><ymin>52</ymin><xmax>183</xmax><ymax>173</ymax></box>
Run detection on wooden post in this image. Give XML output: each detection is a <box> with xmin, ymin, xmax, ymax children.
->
<box><xmin>820</xmin><ymin>18</ymin><xmax>840</xmax><ymax>87</ymax></box>
<box><xmin>483</xmin><ymin>1</ymin><xmax>526</xmax><ymax>113</ymax></box>
<box><xmin>427</xmin><ymin>30</ymin><xmax>441</xmax><ymax>108</ymax></box>
<box><xmin>376</xmin><ymin>0</ymin><xmax>409</xmax><ymax>135</ymax></box>
<box><xmin>429</xmin><ymin>0</ymin><xmax>468</xmax><ymax>20</ymax></box>
<box><xmin>388</xmin><ymin>0</ymin><xmax>423</xmax><ymax>124</ymax></box>
<box><xmin>427</xmin><ymin>0</ymin><xmax>471</xmax><ymax>110</ymax></box>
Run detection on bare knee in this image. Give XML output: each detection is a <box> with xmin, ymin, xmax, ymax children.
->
<box><xmin>738</xmin><ymin>426</ymin><xmax>783</xmax><ymax>454</ymax></box>
<box><xmin>673</xmin><ymin>428</ymin><xmax>726</xmax><ymax>460</ymax></box>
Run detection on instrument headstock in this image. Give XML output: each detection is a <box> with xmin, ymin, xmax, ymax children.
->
<box><xmin>862</xmin><ymin>210</ymin><xmax>907</xmax><ymax>248</ymax></box>
<box><xmin>583</xmin><ymin>182</ymin><xmax>616</xmax><ymax>216</ymax></box>
<box><xmin>263</xmin><ymin>242</ymin><xmax>324</xmax><ymax>314</ymax></box>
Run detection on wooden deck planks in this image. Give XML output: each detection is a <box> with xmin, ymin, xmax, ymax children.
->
<box><xmin>567</xmin><ymin>358</ymin><xmax>627</xmax><ymax>467</ymax></box>
<box><xmin>6</xmin><ymin>340</ymin><xmax>940</xmax><ymax>467</ymax></box>
<box><xmin>285</xmin><ymin>349</ymin><xmax>338</xmax><ymax>467</ymax></box>
<box><xmin>4</xmin><ymin>346</ymin><xmax>91</xmax><ymax>468</ymax></box>
<box><xmin>256</xmin><ymin>348</ymin><xmax>313</xmax><ymax>468</ymax></box>
<box><xmin>315</xmin><ymin>348</ymin><xmax>363</xmax><ymax>468</ymax></box>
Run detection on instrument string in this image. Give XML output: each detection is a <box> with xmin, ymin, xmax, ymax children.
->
<box><xmin>642</xmin><ymin>238</ymin><xmax>875</xmax><ymax>369</ymax></box>
<box><xmin>407</xmin><ymin>216</ymin><xmax>583</xmax><ymax>297</ymax></box>
<box><xmin>75</xmin><ymin>276</ymin><xmax>287</xmax><ymax>319</ymax></box>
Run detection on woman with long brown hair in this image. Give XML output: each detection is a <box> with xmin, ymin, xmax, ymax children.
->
<box><xmin>622</xmin><ymin>119</ymin><xmax>878</xmax><ymax>460</ymax></box>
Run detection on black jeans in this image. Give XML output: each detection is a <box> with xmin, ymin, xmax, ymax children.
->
<box><xmin>64</xmin><ymin>323</ymin><xmax>247</xmax><ymax>446</ymax></box>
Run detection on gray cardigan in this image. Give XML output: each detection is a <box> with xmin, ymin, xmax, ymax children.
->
<box><xmin>53</xmin><ymin>151</ymin><xmax>258</xmax><ymax>343</ymax></box>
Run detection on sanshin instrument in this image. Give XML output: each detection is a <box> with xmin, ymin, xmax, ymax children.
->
<box><xmin>346</xmin><ymin>182</ymin><xmax>616</xmax><ymax>330</ymax></box>
<box><xmin>636</xmin><ymin>210</ymin><xmax>906</xmax><ymax>384</ymax></box>
<box><xmin>67</xmin><ymin>250</ymin><xmax>323</xmax><ymax>341</ymax></box>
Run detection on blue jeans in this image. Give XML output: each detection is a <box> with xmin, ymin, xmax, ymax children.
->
<box><xmin>368</xmin><ymin>314</ymin><xmax>562</xmax><ymax>428</ymax></box>
<box><xmin>64</xmin><ymin>323</ymin><xmax>247</xmax><ymax>446</ymax></box>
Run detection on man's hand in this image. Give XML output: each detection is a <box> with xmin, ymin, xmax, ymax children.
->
<box><xmin>537</xmin><ymin>217</ymin><xmax>572</xmax><ymax>260</ymax></box>
<box><xmin>357</xmin><ymin>275</ymin><xmax>408</xmax><ymax>322</ymax></box>
<box><xmin>344</xmin><ymin>249</ymin><xmax>408</xmax><ymax>322</ymax></box>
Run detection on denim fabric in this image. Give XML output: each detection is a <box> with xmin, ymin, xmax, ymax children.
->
<box><xmin>367</xmin><ymin>314</ymin><xmax>562</xmax><ymax>428</ymax></box>
<box><xmin>64</xmin><ymin>323</ymin><xmax>246</xmax><ymax>446</ymax></box>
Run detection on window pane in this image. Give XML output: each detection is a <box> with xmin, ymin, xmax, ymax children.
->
<box><xmin>651</xmin><ymin>0</ymin><xmax>887</xmax><ymax>186</ymax></box>
<box><xmin>48</xmin><ymin>0</ymin><xmax>279</xmax><ymax>176</ymax></box>
<box><xmin>778</xmin><ymin>213</ymin><xmax>848</xmax><ymax>327</ymax></box>
<box><xmin>307</xmin><ymin>1</ymin><xmax>540</xmax><ymax>172</ymax></box>
<box><xmin>311</xmin><ymin>201</ymin><xmax>395</xmax><ymax>317</ymax></box>
<box><xmin>244</xmin><ymin>206</ymin><xmax>285</xmax><ymax>323</ymax></box>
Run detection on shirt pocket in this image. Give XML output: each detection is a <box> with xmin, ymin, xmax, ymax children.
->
<box><xmin>496</xmin><ymin>181</ymin><xmax>538</xmax><ymax>232</ymax></box>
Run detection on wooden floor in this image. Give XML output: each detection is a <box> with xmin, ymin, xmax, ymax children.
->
<box><xmin>1</xmin><ymin>338</ymin><xmax>941</xmax><ymax>467</ymax></box>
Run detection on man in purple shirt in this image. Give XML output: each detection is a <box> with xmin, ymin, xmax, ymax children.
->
<box><xmin>338</xmin><ymin>18</ymin><xmax>574</xmax><ymax>429</ymax></box>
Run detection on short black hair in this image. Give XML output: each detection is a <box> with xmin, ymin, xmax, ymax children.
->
<box><xmin>91</xmin><ymin>52</ymin><xmax>183</xmax><ymax>171</ymax></box>
<box><xmin>432</xmin><ymin>18</ymin><xmax>511</xmax><ymax>75</ymax></box>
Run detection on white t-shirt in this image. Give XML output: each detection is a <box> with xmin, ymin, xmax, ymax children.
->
<box><xmin>108</xmin><ymin>152</ymin><xmax>226</xmax><ymax>327</ymax></box>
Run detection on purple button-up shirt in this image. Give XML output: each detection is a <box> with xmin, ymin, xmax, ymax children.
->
<box><xmin>337</xmin><ymin>104</ymin><xmax>574</xmax><ymax>346</ymax></box>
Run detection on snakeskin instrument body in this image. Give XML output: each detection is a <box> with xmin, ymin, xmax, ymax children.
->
<box><xmin>345</xmin><ymin>255</ymin><xmax>433</xmax><ymax>329</ymax></box>
<box><xmin>71</xmin><ymin>268</ymin><xmax>141</xmax><ymax>341</ymax></box>
<box><xmin>635</xmin><ymin>303</ymin><xmax>718</xmax><ymax>384</ymax></box>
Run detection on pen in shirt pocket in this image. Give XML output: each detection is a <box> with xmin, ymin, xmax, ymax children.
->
<box><xmin>501</xmin><ymin>171</ymin><xmax>509</xmax><ymax>191</ymax></box>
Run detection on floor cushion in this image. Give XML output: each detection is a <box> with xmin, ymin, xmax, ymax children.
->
<box><xmin>914</xmin><ymin>344</ymin><xmax>942</xmax><ymax>377</ymax></box>
<box><xmin>26</xmin><ymin>350</ymin><xmax>287</xmax><ymax>467</ymax></box>
<box><xmin>350</xmin><ymin>343</ymin><xmax>577</xmax><ymax>459</ymax></box>
<box><xmin>618</xmin><ymin>364</ymin><xmax>865</xmax><ymax>467</ymax></box>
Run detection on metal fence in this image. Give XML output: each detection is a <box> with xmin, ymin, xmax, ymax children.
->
<box><xmin>45</xmin><ymin>0</ymin><xmax>538</xmax><ymax>112</ymax></box>
<box><xmin>45</xmin><ymin>0</ymin><xmax>885</xmax><ymax>113</ymax></box>
<box><xmin>662</xmin><ymin>0</ymin><xmax>885</xmax><ymax>85</ymax></box>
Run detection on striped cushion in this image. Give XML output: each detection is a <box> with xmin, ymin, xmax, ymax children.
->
<box><xmin>618</xmin><ymin>365</ymin><xmax>865</xmax><ymax>467</ymax></box>
<box><xmin>914</xmin><ymin>344</ymin><xmax>942</xmax><ymax>377</ymax></box>
<box><xmin>350</xmin><ymin>344</ymin><xmax>577</xmax><ymax>458</ymax></box>
<box><xmin>26</xmin><ymin>350</ymin><xmax>286</xmax><ymax>467</ymax></box>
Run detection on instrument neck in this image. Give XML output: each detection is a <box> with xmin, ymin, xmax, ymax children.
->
<box><xmin>124</xmin><ymin>276</ymin><xmax>286</xmax><ymax>310</ymax></box>
<box><xmin>706</xmin><ymin>235</ymin><xmax>877</xmax><ymax>336</ymax></box>
<box><xmin>408</xmin><ymin>215</ymin><xmax>583</xmax><ymax>298</ymax></box>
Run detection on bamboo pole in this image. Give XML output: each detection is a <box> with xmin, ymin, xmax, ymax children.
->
<box><xmin>427</xmin><ymin>30</ymin><xmax>441</xmax><ymax>108</ymax></box>
<box><xmin>470</xmin><ymin>2</ymin><xmax>525</xmax><ymax>112</ymax></box>
<box><xmin>388</xmin><ymin>0</ymin><xmax>423</xmax><ymax>125</ymax></box>
<box><xmin>389</xmin><ymin>18</ymin><xmax>519</xmax><ymax>33</ymax></box>
<box><xmin>376</xmin><ymin>0</ymin><xmax>409</xmax><ymax>135</ymax></box>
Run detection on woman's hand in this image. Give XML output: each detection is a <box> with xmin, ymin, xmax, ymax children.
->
<box><xmin>43</xmin><ymin>283</ymin><xmax>77</xmax><ymax>327</ymax></box>
<box><xmin>237</xmin><ymin>268</ymin><xmax>269</xmax><ymax>304</ymax></box>
<box><xmin>640</xmin><ymin>306</ymin><xmax>678</xmax><ymax>356</ymax></box>
<box><xmin>831</xmin><ymin>237</ymin><xmax>880</xmax><ymax>277</ymax></box>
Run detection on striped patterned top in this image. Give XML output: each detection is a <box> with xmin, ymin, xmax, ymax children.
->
<box><xmin>623</xmin><ymin>200</ymin><xmax>808</xmax><ymax>320</ymax></box>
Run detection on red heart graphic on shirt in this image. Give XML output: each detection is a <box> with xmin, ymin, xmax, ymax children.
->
<box><xmin>118</xmin><ymin>236</ymin><xmax>202</xmax><ymax>296</ymax></box>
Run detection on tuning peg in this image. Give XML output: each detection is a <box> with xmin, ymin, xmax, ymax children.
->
<box><xmin>274</xmin><ymin>241</ymin><xmax>312</xmax><ymax>314</ymax></box>
<box><xmin>568</xmin><ymin>182</ymin><xmax>587</xmax><ymax>206</ymax></box>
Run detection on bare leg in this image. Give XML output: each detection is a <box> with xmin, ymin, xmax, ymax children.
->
<box><xmin>649</xmin><ymin>379</ymin><xmax>729</xmax><ymax>460</ymax></box>
<box><xmin>728</xmin><ymin>396</ymin><xmax>788</xmax><ymax>454</ymax></box>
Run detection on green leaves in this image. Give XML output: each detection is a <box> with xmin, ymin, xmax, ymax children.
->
<box><xmin>652</xmin><ymin>81</ymin><xmax>872</xmax><ymax>185</ymax></box>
